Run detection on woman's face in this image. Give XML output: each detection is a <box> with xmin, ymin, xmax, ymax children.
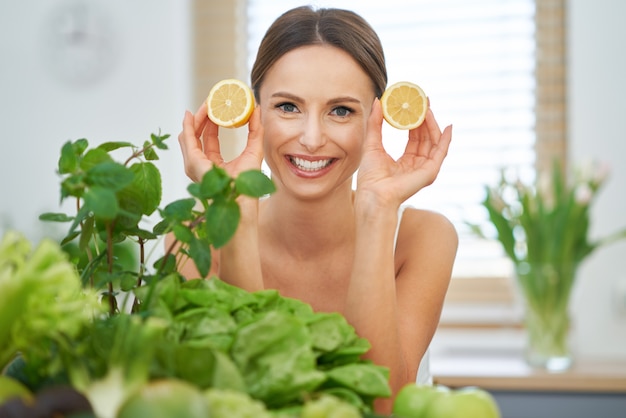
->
<box><xmin>258</xmin><ymin>45</ymin><xmax>376</xmax><ymax>200</ymax></box>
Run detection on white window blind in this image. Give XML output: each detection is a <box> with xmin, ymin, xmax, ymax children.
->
<box><xmin>246</xmin><ymin>0</ymin><xmax>536</xmax><ymax>278</ymax></box>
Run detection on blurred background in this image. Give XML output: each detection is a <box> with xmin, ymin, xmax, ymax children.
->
<box><xmin>0</xmin><ymin>0</ymin><xmax>624</xmax><ymax>366</ymax></box>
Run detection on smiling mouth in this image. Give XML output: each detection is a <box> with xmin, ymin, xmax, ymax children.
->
<box><xmin>288</xmin><ymin>156</ymin><xmax>336</xmax><ymax>172</ymax></box>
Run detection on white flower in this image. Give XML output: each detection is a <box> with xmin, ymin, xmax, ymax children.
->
<box><xmin>574</xmin><ymin>183</ymin><xmax>593</xmax><ymax>205</ymax></box>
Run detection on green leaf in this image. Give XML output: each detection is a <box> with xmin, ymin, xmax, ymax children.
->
<box><xmin>161</xmin><ymin>198</ymin><xmax>197</xmax><ymax>223</ymax></box>
<box><xmin>172</xmin><ymin>224</ymin><xmax>194</xmax><ymax>244</ymax></box>
<box><xmin>151</xmin><ymin>133</ymin><xmax>170</xmax><ymax>150</ymax></box>
<box><xmin>325</xmin><ymin>364</ymin><xmax>391</xmax><ymax>398</ymax></box>
<box><xmin>117</xmin><ymin>162</ymin><xmax>162</xmax><ymax>217</ymax></box>
<box><xmin>97</xmin><ymin>141</ymin><xmax>134</xmax><ymax>152</ymax></box>
<box><xmin>80</xmin><ymin>148</ymin><xmax>113</xmax><ymax>172</ymax></box>
<box><xmin>67</xmin><ymin>205</ymin><xmax>93</xmax><ymax>237</ymax></box>
<box><xmin>152</xmin><ymin>219</ymin><xmax>171</xmax><ymax>235</ymax></box>
<box><xmin>307</xmin><ymin>313</ymin><xmax>357</xmax><ymax>353</ymax></box>
<box><xmin>58</xmin><ymin>141</ymin><xmax>78</xmax><ymax>174</ymax></box>
<box><xmin>142</xmin><ymin>140</ymin><xmax>159</xmax><ymax>161</ymax></box>
<box><xmin>78</xmin><ymin>214</ymin><xmax>95</xmax><ymax>251</ymax></box>
<box><xmin>187</xmin><ymin>183</ymin><xmax>202</xmax><ymax>200</ymax></box>
<box><xmin>192</xmin><ymin>167</ymin><xmax>232</xmax><ymax>200</ymax></box>
<box><xmin>80</xmin><ymin>250</ymin><xmax>107</xmax><ymax>286</ymax></box>
<box><xmin>39</xmin><ymin>212</ymin><xmax>74</xmax><ymax>222</ymax></box>
<box><xmin>235</xmin><ymin>170</ymin><xmax>276</xmax><ymax>197</ymax></box>
<box><xmin>60</xmin><ymin>174</ymin><xmax>86</xmax><ymax>200</ymax></box>
<box><xmin>119</xmin><ymin>272</ymin><xmax>138</xmax><ymax>292</ymax></box>
<box><xmin>84</xmin><ymin>186</ymin><xmax>119</xmax><ymax>220</ymax></box>
<box><xmin>205</xmin><ymin>199</ymin><xmax>240</xmax><ymax>248</ymax></box>
<box><xmin>189</xmin><ymin>237</ymin><xmax>212</xmax><ymax>277</ymax></box>
<box><xmin>231</xmin><ymin>311</ymin><xmax>326</xmax><ymax>407</ymax></box>
<box><xmin>317</xmin><ymin>338</ymin><xmax>371</xmax><ymax>367</ymax></box>
<box><xmin>86</xmin><ymin>161</ymin><xmax>134</xmax><ymax>191</ymax></box>
<box><xmin>153</xmin><ymin>254</ymin><xmax>177</xmax><ymax>275</ymax></box>
<box><xmin>73</xmin><ymin>138</ymin><xmax>89</xmax><ymax>155</ymax></box>
<box><xmin>154</xmin><ymin>344</ymin><xmax>243</xmax><ymax>390</ymax></box>
<box><xmin>60</xmin><ymin>230</ymin><xmax>81</xmax><ymax>246</ymax></box>
<box><xmin>125</xmin><ymin>227</ymin><xmax>158</xmax><ymax>241</ymax></box>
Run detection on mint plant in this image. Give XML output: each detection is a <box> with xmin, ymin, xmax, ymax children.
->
<box><xmin>39</xmin><ymin>133</ymin><xmax>275</xmax><ymax>315</ymax></box>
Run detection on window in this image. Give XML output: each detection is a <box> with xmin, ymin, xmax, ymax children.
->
<box><xmin>246</xmin><ymin>0</ymin><xmax>538</xmax><ymax>281</ymax></box>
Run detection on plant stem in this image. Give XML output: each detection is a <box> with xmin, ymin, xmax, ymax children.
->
<box><xmin>131</xmin><ymin>238</ymin><xmax>146</xmax><ymax>313</ymax></box>
<box><xmin>158</xmin><ymin>214</ymin><xmax>206</xmax><ymax>274</ymax></box>
<box><xmin>107</xmin><ymin>223</ymin><xmax>115</xmax><ymax>316</ymax></box>
<box><xmin>123</xmin><ymin>143</ymin><xmax>153</xmax><ymax>167</ymax></box>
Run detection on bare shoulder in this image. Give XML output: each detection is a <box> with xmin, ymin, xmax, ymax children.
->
<box><xmin>400</xmin><ymin>208</ymin><xmax>458</xmax><ymax>246</ymax></box>
<box><xmin>395</xmin><ymin>208</ymin><xmax>458</xmax><ymax>275</ymax></box>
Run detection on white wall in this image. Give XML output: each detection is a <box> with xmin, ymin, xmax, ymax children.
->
<box><xmin>0</xmin><ymin>0</ymin><xmax>192</xmax><ymax>243</ymax></box>
<box><xmin>569</xmin><ymin>0</ymin><xmax>626</xmax><ymax>359</ymax></box>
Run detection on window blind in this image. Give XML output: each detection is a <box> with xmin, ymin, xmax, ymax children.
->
<box><xmin>246</xmin><ymin>0</ymin><xmax>536</xmax><ymax>278</ymax></box>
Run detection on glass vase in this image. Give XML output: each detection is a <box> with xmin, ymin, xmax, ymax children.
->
<box><xmin>523</xmin><ymin>301</ymin><xmax>572</xmax><ymax>372</ymax></box>
<box><xmin>516</xmin><ymin>262</ymin><xmax>576</xmax><ymax>372</ymax></box>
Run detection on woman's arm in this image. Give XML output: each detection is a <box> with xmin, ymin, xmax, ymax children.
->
<box><xmin>346</xmin><ymin>99</ymin><xmax>456</xmax><ymax>414</ymax></box>
<box><xmin>345</xmin><ymin>201</ymin><xmax>457</xmax><ymax>413</ymax></box>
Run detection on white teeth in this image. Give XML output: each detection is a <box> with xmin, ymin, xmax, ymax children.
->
<box><xmin>291</xmin><ymin>157</ymin><xmax>333</xmax><ymax>172</ymax></box>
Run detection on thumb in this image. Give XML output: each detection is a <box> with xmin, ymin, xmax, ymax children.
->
<box><xmin>244</xmin><ymin>106</ymin><xmax>264</xmax><ymax>165</ymax></box>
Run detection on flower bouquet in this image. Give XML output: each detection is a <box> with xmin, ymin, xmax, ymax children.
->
<box><xmin>469</xmin><ymin>161</ymin><xmax>626</xmax><ymax>371</ymax></box>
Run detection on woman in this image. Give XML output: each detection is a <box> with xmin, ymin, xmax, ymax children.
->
<box><xmin>173</xmin><ymin>6</ymin><xmax>457</xmax><ymax>414</ymax></box>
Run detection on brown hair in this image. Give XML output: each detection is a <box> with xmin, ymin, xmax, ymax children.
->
<box><xmin>250</xmin><ymin>6</ymin><xmax>387</xmax><ymax>101</ymax></box>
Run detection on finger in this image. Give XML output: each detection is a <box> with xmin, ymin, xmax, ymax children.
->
<box><xmin>430</xmin><ymin>124</ymin><xmax>453</xmax><ymax>164</ymax></box>
<box><xmin>242</xmin><ymin>106</ymin><xmax>264</xmax><ymax>165</ymax></box>
<box><xmin>194</xmin><ymin>102</ymin><xmax>210</xmax><ymax>139</ymax></box>
<box><xmin>364</xmin><ymin>98</ymin><xmax>384</xmax><ymax>151</ymax></box>
<box><xmin>424</xmin><ymin>108</ymin><xmax>443</xmax><ymax>145</ymax></box>
<box><xmin>179</xmin><ymin>110</ymin><xmax>198</xmax><ymax>160</ymax></box>
<box><xmin>406</xmin><ymin>121</ymin><xmax>433</xmax><ymax>157</ymax></box>
<box><xmin>202</xmin><ymin>118</ymin><xmax>222</xmax><ymax>161</ymax></box>
<box><xmin>193</xmin><ymin>102</ymin><xmax>223</xmax><ymax>162</ymax></box>
<box><xmin>178</xmin><ymin>110</ymin><xmax>214</xmax><ymax>181</ymax></box>
<box><xmin>407</xmin><ymin>106</ymin><xmax>445</xmax><ymax>156</ymax></box>
<box><xmin>405</xmin><ymin>125</ymin><xmax>423</xmax><ymax>156</ymax></box>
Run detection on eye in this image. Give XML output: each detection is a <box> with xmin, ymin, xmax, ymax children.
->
<box><xmin>331</xmin><ymin>106</ymin><xmax>353</xmax><ymax>117</ymax></box>
<box><xmin>277</xmin><ymin>102</ymin><xmax>299</xmax><ymax>113</ymax></box>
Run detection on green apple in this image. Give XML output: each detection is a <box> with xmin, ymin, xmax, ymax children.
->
<box><xmin>392</xmin><ymin>384</ymin><xmax>450</xmax><ymax>418</ymax></box>
<box><xmin>0</xmin><ymin>375</ymin><xmax>33</xmax><ymax>404</ymax></box>
<box><xmin>117</xmin><ymin>379</ymin><xmax>209</xmax><ymax>418</ymax></box>
<box><xmin>423</xmin><ymin>386</ymin><xmax>501</xmax><ymax>418</ymax></box>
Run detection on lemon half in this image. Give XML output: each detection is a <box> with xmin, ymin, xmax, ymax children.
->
<box><xmin>380</xmin><ymin>81</ymin><xmax>428</xmax><ymax>130</ymax></box>
<box><xmin>206</xmin><ymin>79</ymin><xmax>255</xmax><ymax>128</ymax></box>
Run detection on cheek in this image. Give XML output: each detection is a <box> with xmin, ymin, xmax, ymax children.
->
<box><xmin>336</xmin><ymin>123</ymin><xmax>366</xmax><ymax>154</ymax></box>
<box><xmin>261</xmin><ymin>116</ymin><xmax>296</xmax><ymax>161</ymax></box>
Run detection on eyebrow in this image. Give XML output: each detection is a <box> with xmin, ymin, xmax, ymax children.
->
<box><xmin>271</xmin><ymin>92</ymin><xmax>302</xmax><ymax>102</ymax></box>
<box><xmin>270</xmin><ymin>92</ymin><xmax>361</xmax><ymax>106</ymax></box>
<box><xmin>328</xmin><ymin>96</ymin><xmax>362</xmax><ymax>106</ymax></box>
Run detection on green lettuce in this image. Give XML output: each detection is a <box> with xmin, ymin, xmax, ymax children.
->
<box><xmin>0</xmin><ymin>231</ymin><xmax>101</xmax><ymax>373</ymax></box>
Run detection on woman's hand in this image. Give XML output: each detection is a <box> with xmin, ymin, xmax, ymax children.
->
<box><xmin>177</xmin><ymin>102</ymin><xmax>264</xmax><ymax>182</ymax></box>
<box><xmin>356</xmin><ymin>98</ymin><xmax>453</xmax><ymax>208</ymax></box>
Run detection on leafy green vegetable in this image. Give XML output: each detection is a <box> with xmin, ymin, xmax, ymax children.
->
<box><xmin>131</xmin><ymin>277</ymin><xmax>390</xmax><ymax>412</ymax></box>
<box><xmin>204</xmin><ymin>388</ymin><xmax>272</xmax><ymax>418</ymax></box>
<box><xmin>0</xmin><ymin>231</ymin><xmax>102</xmax><ymax>374</ymax></box>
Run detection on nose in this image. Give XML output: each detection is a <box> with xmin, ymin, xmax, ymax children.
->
<box><xmin>298</xmin><ymin>114</ymin><xmax>327</xmax><ymax>152</ymax></box>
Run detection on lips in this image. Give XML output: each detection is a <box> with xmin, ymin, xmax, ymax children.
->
<box><xmin>288</xmin><ymin>156</ymin><xmax>336</xmax><ymax>172</ymax></box>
